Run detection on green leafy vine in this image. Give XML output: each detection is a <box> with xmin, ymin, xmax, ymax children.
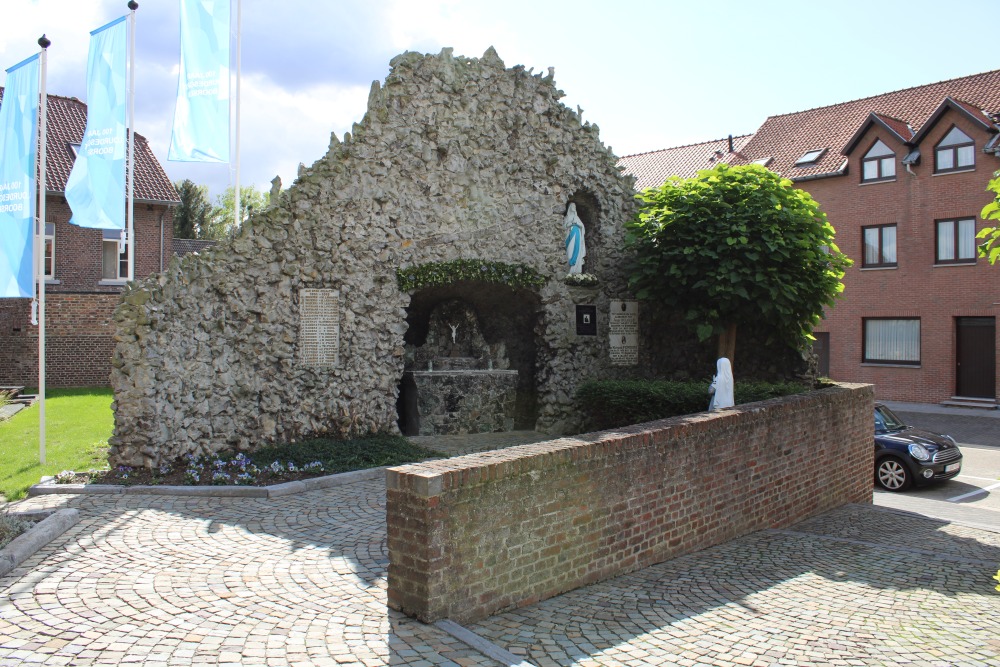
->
<box><xmin>397</xmin><ymin>259</ymin><xmax>546</xmax><ymax>292</ymax></box>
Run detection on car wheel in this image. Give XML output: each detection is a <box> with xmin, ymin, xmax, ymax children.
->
<box><xmin>876</xmin><ymin>457</ymin><xmax>912</xmax><ymax>491</ymax></box>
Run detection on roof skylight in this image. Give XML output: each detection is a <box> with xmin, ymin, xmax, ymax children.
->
<box><xmin>795</xmin><ymin>148</ymin><xmax>826</xmax><ymax>165</ymax></box>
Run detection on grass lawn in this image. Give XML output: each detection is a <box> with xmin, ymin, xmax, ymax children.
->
<box><xmin>1</xmin><ymin>387</ymin><xmax>443</xmax><ymax>502</ymax></box>
<box><xmin>0</xmin><ymin>387</ymin><xmax>113</xmax><ymax>502</ymax></box>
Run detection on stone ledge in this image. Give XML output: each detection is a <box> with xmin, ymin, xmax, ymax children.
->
<box><xmin>27</xmin><ymin>466</ymin><xmax>388</xmax><ymax>499</ymax></box>
<box><xmin>0</xmin><ymin>509</ymin><xmax>80</xmax><ymax>577</ymax></box>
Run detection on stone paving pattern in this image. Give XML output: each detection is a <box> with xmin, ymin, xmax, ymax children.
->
<box><xmin>3</xmin><ymin>476</ymin><xmax>1000</xmax><ymax>665</ymax></box>
<box><xmin>1</xmin><ymin>481</ymin><xmax>494</xmax><ymax>667</ymax></box>
<box><xmin>471</xmin><ymin>504</ymin><xmax>1000</xmax><ymax>666</ymax></box>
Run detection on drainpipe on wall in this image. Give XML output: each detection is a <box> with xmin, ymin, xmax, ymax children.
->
<box><xmin>159</xmin><ymin>210</ymin><xmax>166</xmax><ymax>272</ymax></box>
<box><xmin>902</xmin><ymin>148</ymin><xmax>920</xmax><ymax>176</ymax></box>
<box><xmin>984</xmin><ymin>129</ymin><xmax>1000</xmax><ymax>155</ymax></box>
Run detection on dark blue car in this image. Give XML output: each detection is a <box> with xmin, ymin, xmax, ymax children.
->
<box><xmin>875</xmin><ymin>403</ymin><xmax>963</xmax><ymax>491</ymax></box>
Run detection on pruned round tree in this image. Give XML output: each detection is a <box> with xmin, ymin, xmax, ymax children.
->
<box><xmin>626</xmin><ymin>164</ymin><xmax>851</xmax><ymax>364</ymax></box>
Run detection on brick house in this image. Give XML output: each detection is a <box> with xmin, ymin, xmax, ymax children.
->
<box><xmin>619</xmin><ymin>70</ymin><xmax>1000</xmax><ymax>407</ymax></box>
<box><xmin>0</xmin><ymin>92</ymin><xmax>179</xmax><ymax>388</ymax></box>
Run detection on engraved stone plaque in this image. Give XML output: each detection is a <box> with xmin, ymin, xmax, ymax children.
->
<box><xmin>608</xmin><ymin>300</ymin><xmax>638</xmax><ymax>366</ymax></box>
<box><xmin>299</xmin><ymin>289</ymin><xmax>340</xmax><ymax>367</ymax></box>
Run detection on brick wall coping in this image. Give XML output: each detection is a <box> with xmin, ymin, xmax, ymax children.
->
<box><xmin>387</xmin><ymin>382</ymin><xmax>870</xmax><ymax>495</ymax></box>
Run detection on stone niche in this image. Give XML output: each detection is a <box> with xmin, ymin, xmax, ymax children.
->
<box><xmin>107</xmin><ymin>47</ymin><xmax>639</xmax><ymax>467</ymax></box>
<box><xmin>400</xmin><ymin>299</ymin><xmax>517</xmax><ymax>435</ymax></box>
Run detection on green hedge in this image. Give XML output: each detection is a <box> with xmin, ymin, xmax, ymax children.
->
<box><xmin>250</xmin><ymin>433</ymin><xmax>443</xmax><ymax>473</ymax></box>
<box><xmin>397</xmin><ymin>259</ymin><xmax>546</xmax><ymax>292</ymax></box>
<box><xmin>576</xmin><ymin>379</ymin><xmax>810</xmax><ymax>431</ymax></box>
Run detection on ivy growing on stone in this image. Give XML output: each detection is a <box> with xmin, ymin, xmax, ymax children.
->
<box><xmin>396</xmin><ymin>259</ymin><xmax>546</xmax><ymax>292</ymax></box>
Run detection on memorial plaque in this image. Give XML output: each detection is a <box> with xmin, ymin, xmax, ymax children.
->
<box><xmin>576</xmin><ymin>305</ymin><xmax>597</xmax><ymax>336</ymax></box>
<box><xmin>609</xmin><ymin>300</ymin><xmax>638</xmax><ymax>366</ymax></box>
<box><xmin>299</xmin><ymin>288</ymin><xmax>340</xmax><ymax>367</ymax></box>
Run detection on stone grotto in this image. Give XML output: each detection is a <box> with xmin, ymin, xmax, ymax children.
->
<box><xmin>108</xmin><ymin>47</ymin><xmax>641</xmax><ymax>467</ymax></box>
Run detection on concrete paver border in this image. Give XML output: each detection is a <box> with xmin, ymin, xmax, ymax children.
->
<box><xmin>27</xmin><ymin>466</ymin><xmax>385</xmax><ymax>498</ymax></box>
<box><xmin>436</xmin><ymin>619</ymin><xmax>537</xmax><ymax>667</ymax></box>
<box><xmin>0</xmin><ymin>508</ymin><xmax>79</xmax><ymax>577</ymax></box>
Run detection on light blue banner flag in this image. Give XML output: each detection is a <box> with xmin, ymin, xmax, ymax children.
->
<box><xmin>66</xmin><ymin>15</ymin><xmax>127</xmax><ymax>230</ymax></box>
<box><xmin>169</xmin><ymin>0</ymin><xmax>230</xmax><ymax>162</ymax></box>
<box><xmin>0</xmin><ymin>54</ymin><xmax>41</xmax><ymax>299</ymax></box>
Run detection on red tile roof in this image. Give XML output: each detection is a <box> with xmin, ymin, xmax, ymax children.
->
<box><xmin>872</xmin><ymin>113</ymin><xmax>914</xmax><ymax>142</ymax></box>
<box><xmin>734</xmin><ymin>69</ymin><xmax>1000</xmax><ymax>181</ymax></box>
<box><xmin>842</xmin><ymin>112</ymin><xmax>914</xmax><ymax>157</ymax></box>
<box><xmin>618</xmin><ymin>135</ymin><xmax>754</xmax><ymax>190</ymax></box>
<box><xmin>0</xmin><ymin>89</ymin><xmax>179</xmax><ymax>204</ymax></box>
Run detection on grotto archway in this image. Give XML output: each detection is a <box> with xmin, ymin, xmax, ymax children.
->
<box><xmin>397</xmin><ymin>280</ymin><xmax>543</xmax><ymax>435</ymax></box>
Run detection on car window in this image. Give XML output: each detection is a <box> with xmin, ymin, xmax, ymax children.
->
<box><xmin>875</xmin><ymin>406</ymin><xmax>905</xmax><ymax>432</ymax></box>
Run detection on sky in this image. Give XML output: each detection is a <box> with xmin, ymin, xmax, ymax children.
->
<box><xmin>2</xmin><ymin>0</ymin><xmax>998</xmax><ymax>201</ymax></box>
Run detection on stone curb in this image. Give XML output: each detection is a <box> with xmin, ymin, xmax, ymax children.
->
<box><xmin>435</xmin><ymin>619</ymin><xmax>537</xmax><ymax>667</ymax></box>
<box><xmin>0</xmin><ymin>509</ymin><xmax>79</xmax><ymax>577</ymax></box>
<box><xmin>27</xmin><ymin>466</ymin><xmax>387</xmax><ymax>499</ymax></box>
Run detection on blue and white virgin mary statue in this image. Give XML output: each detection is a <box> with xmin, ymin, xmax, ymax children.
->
<box><xmin>564</xmin><ymin>203</ymin><xmax>586</xmax><ymax>274</ymax></box>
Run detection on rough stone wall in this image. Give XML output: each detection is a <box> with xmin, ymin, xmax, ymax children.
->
<box><xmin>109</xmin><ymin>48</ymin><xmax>638</xmax><ymax>467</ymax></box>
<box><xmin>385</xmin><ymin>383</ymin><xmax>874</xmax><ymax>624</ymax></box>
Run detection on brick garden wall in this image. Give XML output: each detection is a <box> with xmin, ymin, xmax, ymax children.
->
<box><xmin>386</xmin><ymin>383</ymin><xmax>873</xmax><ymax>624</ymax></box>
<box><xmin>0</xmin><ymin>293</ymin><xmax>121</xmax><ymax>388</ymax></box>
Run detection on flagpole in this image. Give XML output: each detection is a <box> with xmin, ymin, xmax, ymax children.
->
<box><xmin>126</xmin><ymin>1</ymin><xmax>137</xmax><ymax>281</ymax></box>
<box><xmin>37</xmin><ymin>35</ymin><xmax>50</xmax><ymax>466</ymax></box>
<box><xmin>233</xmin><ymin>0</ymin><xmax>241</xmax><ymax>232</ymax></box>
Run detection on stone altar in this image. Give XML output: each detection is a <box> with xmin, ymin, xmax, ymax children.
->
<box><xmin>402</xmin><ymin>299</ymin><xmax>518</xmax><ymax>436</ymax></box>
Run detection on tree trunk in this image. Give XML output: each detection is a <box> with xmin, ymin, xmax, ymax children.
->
<box><xmin>717</xmin><ymin>323</ymin><xmax>737</xmax><ymax>369</ymax></box>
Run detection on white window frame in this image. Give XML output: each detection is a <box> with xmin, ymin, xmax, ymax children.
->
<box><xmin>101</xmin><ymin>229</ymin><xmax>129</xmax><ymax>282</ymax></box>
<box><xmin>36</xmin><ymin>220</ymin><xmax>55</xmax><ymax>280</ymax></box>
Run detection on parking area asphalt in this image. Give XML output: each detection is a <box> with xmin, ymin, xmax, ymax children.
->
<box><xmin>2</xmin><ymin>408</ymin><xmax>999</xmax><ymax>667</ymax></box>
<box><xmin>877</xmin><ymin>406</ymin><xmax>1000</xmax><ymax>531</ymax></box>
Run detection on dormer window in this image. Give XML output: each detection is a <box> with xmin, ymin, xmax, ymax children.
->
<box><xmin>795</xmin><ymin>148</ymin><xmax>826</xmax><ymax>166</ymax></box>
<box><xmin>861</xmin><ymin>140</ymin><xmax>896</xmax><ymax>182</ymax></box>
<box><xmin>934</xmin><ymin>126</ymin><xmax>975</xmax><ymax>173</ymax></box>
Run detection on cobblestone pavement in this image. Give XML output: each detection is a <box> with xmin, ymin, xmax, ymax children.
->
<box><xmin>3</xmin><ymin>480</ymin><xmax>1000</xmax><ymax>665</ymax></box>
<box><xmin>471</xmin><ymin>505</ymin><xmax>1000</xmax><ymax>667</ymax></box>
<box><xmin>1</xmin><ymin>481</ymin><xmax>495</xmax><ymax>667</ymax></box>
